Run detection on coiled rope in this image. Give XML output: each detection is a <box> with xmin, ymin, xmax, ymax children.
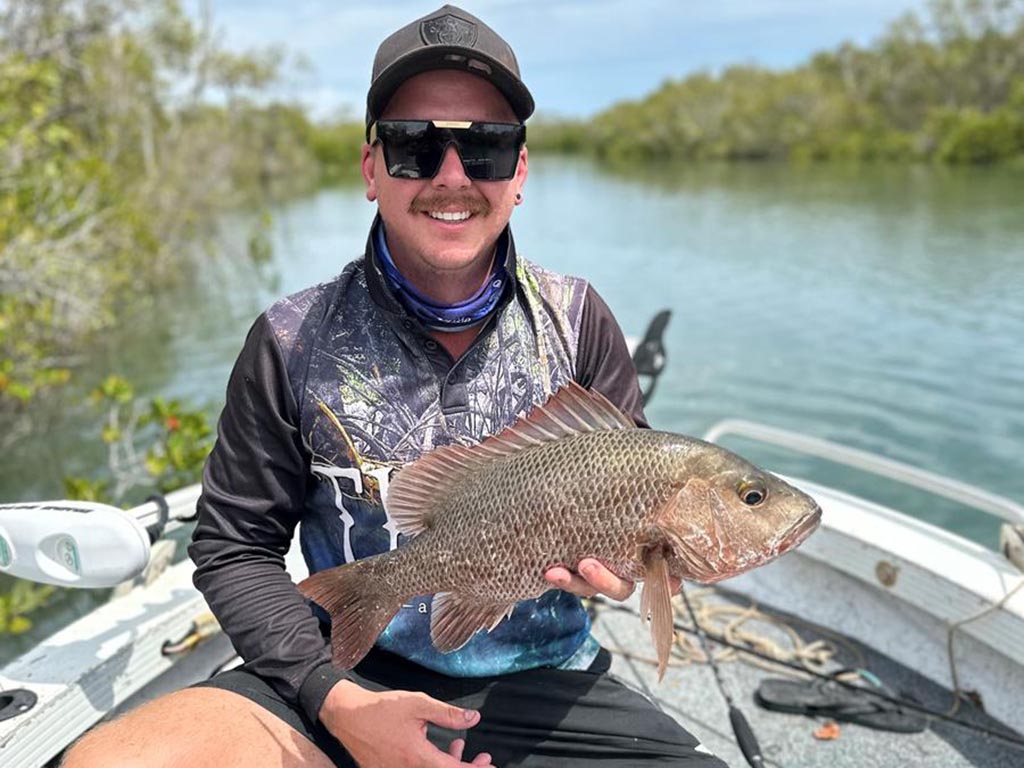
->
<box><xmin>595</xmin><ymin>588</ymin><xmax>865</xmax><ymax>680</ymax></box>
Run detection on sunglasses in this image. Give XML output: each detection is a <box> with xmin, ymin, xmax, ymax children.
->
<box><xmin>369</xmin><ymin>120</ymin><xmax>526</xmax><ymax>181</ymax></box>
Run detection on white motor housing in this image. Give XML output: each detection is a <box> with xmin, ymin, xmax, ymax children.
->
<box><xmin>0</xmin><ymin>500</ymin><xmax>152</xmax><ymax>588</ymax></box>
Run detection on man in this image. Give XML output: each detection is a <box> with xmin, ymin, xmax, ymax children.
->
<box><xmin>64</xmin><ymin>6</ymin><xmax>725</xmax><ymax>767</ymax></box>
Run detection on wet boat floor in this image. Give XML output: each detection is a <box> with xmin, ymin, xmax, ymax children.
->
<box><xmin>589</xmin><ymin>589</ymin><xmax>1024</xmax><ymax>768</ymax></box>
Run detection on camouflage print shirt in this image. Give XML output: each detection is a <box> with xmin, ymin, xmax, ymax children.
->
<box><xmin>189</xmin><ymin>219</ymin><xmax>647</xmax><ymax>722</ymax></box>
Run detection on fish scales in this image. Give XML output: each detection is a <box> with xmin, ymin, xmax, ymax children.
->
<box><xmin>298</xmin><ymin>381</ymin><xmax>821</xmax><ymax>675</ymax></box>
<box><xmin>378</xmin><ymin>428</ymin><xmax>690</xmax><ymax>601</ymax></box>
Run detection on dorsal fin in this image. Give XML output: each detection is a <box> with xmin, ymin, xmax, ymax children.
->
<box><xmin>385</xmin><ymin>382</ymin><xmax>635</xmax><ymax>537</ymax></box>
<box><xmin>487</xmin><ymin>380</ymin><xmax>635</xmax><ymax>447</ymax></box>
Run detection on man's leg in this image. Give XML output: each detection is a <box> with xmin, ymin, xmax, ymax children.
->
<box><xmin>351</xmin><ymin>648</ymin><xmax>728</xmax><ymax>767</ymax></box>
<box><xmin>62</xmin><ymin>651</ymin><xmax>480</xmax><ymax>768</ymax></box>
<box><xmin>461</xmin><ymin>653</ymin><xmax>728</xmax><ymax>767</ymax></box>
<box><xmin>61</xmin><ymin>685</ymin><xmax>340</xmax><ymax>768</ymax></box>
<box><xmin>63</xmin><ymin>647</ymin><xmax>726</xmax><ymax>768</ymax></box>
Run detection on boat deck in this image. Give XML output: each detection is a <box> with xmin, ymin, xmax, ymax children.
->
<box><xmin>590</xmin><ymin>589</ymin><xmax>1024</xmax><ymax>768</ymax></box>
<box><xmin>34</xmin><ymin>586</ymin><xmax>1024</xmax><ymax>768</ymax></box>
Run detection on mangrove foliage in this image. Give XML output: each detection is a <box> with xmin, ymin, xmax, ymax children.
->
<box><xmin>0</xmin><ymin>0</ymin><xmax>360</xmax><ymax>446</ymax></box>
<box><xmin>528</xmin><ymin>0</ymin><xmax>1024</xmax><ymax>164</ymax></box>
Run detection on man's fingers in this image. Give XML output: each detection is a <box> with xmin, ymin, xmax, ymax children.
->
<box><xmin>543</xmin><ymin>565</ymin><xmax>571</xmax><ymax>587</ymax></box>
<box><xmin>424</xmin><ymin>746</ymin><xmax>472</xmax><ymax>768</ymax></box>
<box><xmin>448</xmin><ymin>740</ymin><xmax>494</xmax><ymax>767</ymax></box>
<box><xmin>427</xmin><ymin>740</ymin><xmax>495</xmax><ymax>768</ymax></box>
<box><xmin>446</xmin><ymin>740</ymin><xmax>494</xmax><ymax>768</ymax></box>
<box><xmin>545</xmin><ymin>561</ymin><xmax>636</xmax><ymax>600</ymax></box>
<box><xmin>448</xmin><ymin>738</ymin><xmax>466</xmax><ymax>761</ymax></box>
<box><xmin>410</xmin><ymin>693</ymin><xmax>494</xmax><ymax>766</ymax></box>
<box><xmin>416</xmin><ymin>693</ymin><xmax>481</xmax><ymax>729</ymax></box>
<box><xmin>578</xmin><ymin>558</ymin><xmax>635</xmax><ymax>601</ymax></box>
<box><xmin>545</xmin><ymin>567</ymin><xmax>597</xmax><ymax>597</ymax></box>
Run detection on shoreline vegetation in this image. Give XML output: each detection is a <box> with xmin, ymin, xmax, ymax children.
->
<box><xmin>527</xmin><ymin>0</ymin><xmax>1024</xmax><ymax>164</ymax></box>
<box><xmin>0</xmin><ymin>0</ymin><xmax>363</xmax><ymax>448</ymax></box>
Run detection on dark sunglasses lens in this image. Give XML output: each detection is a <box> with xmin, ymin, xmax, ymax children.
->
<box><xmin>377</xmin><ymin>122</ymin><xmax>444</xmax><ymax>179</ymax></box>
<box><xmin>458</xmin><ymin>124</ymin><xmax>523</xmax><ymax>181</ymax></box>
<box><xmin>376</xmin><ymin>122</ymin><xmax>523</xmax><ymax>180</ymax></box>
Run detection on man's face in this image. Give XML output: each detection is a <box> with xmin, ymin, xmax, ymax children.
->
<box><xmin>361</xmin><ymin>69</ymin><xmax>528</xmax><ymax>279</ymax></box>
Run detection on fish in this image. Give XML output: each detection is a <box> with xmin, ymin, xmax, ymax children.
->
<box><xmin>297</xmin><ymin>382</ymin><xmax>822</xmax><ymax>679</ymax></box>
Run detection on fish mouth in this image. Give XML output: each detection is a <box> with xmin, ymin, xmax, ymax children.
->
<box><xmin>776</xmin><ymin>505</ymin><xmax>822</xmax><ymax>554</ymax></box>
<box><xmin>663</xmin><ymin>505</ymin><xmax>822</xmax><ymax>585</ymax></box>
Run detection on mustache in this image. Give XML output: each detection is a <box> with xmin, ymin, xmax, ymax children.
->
<box><xmin>410</xmin><ymin>193</ymin><xmax>490</xmax><ymax>216</ymax></box>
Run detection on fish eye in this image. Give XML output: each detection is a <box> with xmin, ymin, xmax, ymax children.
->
<box><xmin>738</xmin><ymin>481</ymin><xmax>768</xmax><ymax>507</ymax></box>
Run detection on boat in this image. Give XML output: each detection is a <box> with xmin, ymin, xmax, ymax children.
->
<box><xmin>590</xmin><ymin>421</ymin><xmax>1024</xmax><ymax>767</ymax></box>
<box><xmin>1</xmin><ymin>311</ymin><xmax>1022</xmax><ymax>767</ymax></box>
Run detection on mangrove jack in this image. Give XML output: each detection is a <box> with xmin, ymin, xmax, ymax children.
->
<box><xmin>298</xmin><ymin>382</ymin><xmax>821</xmax><ymax>678</ymax></box>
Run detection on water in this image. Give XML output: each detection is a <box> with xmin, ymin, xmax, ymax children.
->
<box><xmin>2</xmin><ymin>158</ymin><xmax>1022</xmax><ymax>552</ymax></box>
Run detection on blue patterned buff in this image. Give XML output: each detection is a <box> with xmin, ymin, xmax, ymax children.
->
<box><xmin>374</xmin><ymin>221</ymin><xmax>509</xmax><ymax>332</ymax></box>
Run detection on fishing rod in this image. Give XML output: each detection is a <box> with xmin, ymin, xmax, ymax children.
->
<box><xmin>677</xmin><ymin>586</ymin><xmax>765</xmax><ymax>767</ymax></box>
<box><xmin>592</xmin><ymin>596</ymin><xmax>1024</xmax><ymax>751</ymax></box>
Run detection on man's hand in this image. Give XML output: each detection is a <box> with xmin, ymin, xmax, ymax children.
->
<box><xmin>545</xmin><ymin>558</ymin><xmax>681</xmax><ymax>600</ymax></box>
<box><xmin>320</xmin><ymin>680</ymin><xmax>494</xmax><ymax>767</ymax></box>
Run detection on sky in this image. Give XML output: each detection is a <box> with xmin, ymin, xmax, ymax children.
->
<box><xmin>204</xmin><ymin>0</ymin><xmax>929</xmax><ymax>120</ymax></box>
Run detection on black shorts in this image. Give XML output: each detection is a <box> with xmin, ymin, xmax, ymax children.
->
<box><xmin>194</xmin><ymin>647</ymin><xmax>727</xmax><ymax>767</ymax></box>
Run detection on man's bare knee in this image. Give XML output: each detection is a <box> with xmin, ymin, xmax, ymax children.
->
<box><xmin>61</xmin><ymin>688</ymin><xmax>335</xmax><ymax>768</ymax></box>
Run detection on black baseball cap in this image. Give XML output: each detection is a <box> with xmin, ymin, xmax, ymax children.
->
<box><xmin>366</xmin><ymin>4</ymin><xmax>534</xmax><ymax>139</ymax></box>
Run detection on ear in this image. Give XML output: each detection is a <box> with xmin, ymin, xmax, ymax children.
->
<box><xmin>361</xmin><ymin>143</ymin><xmax>378</xmax><ymax>202</ymax></box>
<box><xmin>514</xmin><ymin>144</ymin><xmax>528</xmax><ymax>204</ymax></box>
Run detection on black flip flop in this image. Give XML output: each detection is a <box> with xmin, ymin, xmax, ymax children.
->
<box><xmin>754</xmin><ymin>670</ymin><xmax>928</xmax><ymax>733</ymax></box>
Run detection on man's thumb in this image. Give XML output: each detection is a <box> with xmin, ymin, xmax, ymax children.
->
<box><xmin>421</xmin><ymin>696</ymin><xmax>480</xmax><ymax>729</ymax></box>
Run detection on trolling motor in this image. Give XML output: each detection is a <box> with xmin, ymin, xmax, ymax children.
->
<box><xmin>0</xmin><ymin>500</ymin><xmax>153</xmax><ymax>588</ymax></box>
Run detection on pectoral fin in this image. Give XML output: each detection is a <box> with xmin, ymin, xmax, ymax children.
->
<box><xmin>640</xmin><ymin>546</ymin><xmax>676</xmax><ymax>681</ymax></box>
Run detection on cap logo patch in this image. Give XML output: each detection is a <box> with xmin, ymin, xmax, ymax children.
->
<box><xmin>421</xmin><ymin>14</ymin><xmax>478</xmax><ymax>47</ymax></box>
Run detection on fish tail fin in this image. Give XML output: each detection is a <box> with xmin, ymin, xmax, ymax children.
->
<box><xmin>297</xmin><ymin>559</ymin><xmax>402</xmax><ymax>670</ymax></box>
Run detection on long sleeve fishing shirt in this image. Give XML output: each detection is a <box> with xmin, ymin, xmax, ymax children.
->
<box><xmin>188</xmin><ymin>220</ymin><xmax>647</xmax><ymax>723</ymax></box>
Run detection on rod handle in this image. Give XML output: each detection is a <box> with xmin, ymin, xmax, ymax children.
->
<box><xmin>729</xmin><ymin>705</ymin><xmax>764</xmax><ymax>767</ymax></box>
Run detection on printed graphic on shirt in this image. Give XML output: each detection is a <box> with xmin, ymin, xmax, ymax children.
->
<box><xmin>309</xmin><ymin>462</ymin><xmax>400</xmax><ymax>562</ymax></box>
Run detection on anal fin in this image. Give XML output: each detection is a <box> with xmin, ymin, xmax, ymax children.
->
<box><xmin>430</xmin><ymin>592</ymin><xmax>517</xmax><ymax>653</ymax></box>
<box><xmin>640</xmin><ymin>546</ymin><xmax>676</xmax><ymax>681</ymax></box>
